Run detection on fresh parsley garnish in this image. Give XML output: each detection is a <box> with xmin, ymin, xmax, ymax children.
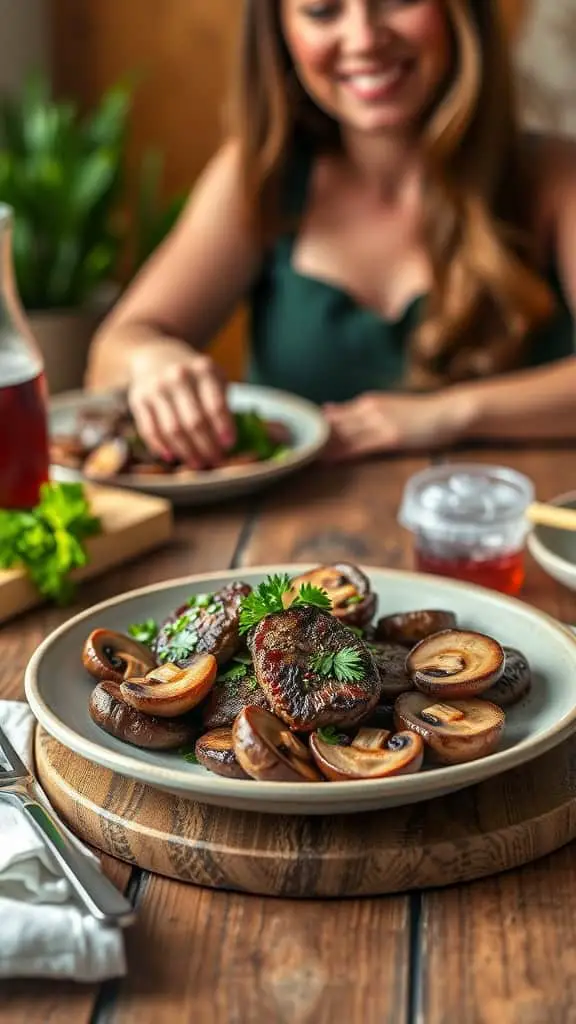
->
<box><xmin>0</xmin><ymin>481</ymin><xmax>101</xmax><ymax>604</ymax></box>
<box><xmin>218</xmin><ymin>662</ymin><xmax>249</xmax><ymax>683</ymax></box>
<box><xmin>346</xmin><ymin>595</ymin><xmax>363</xmax><ymax>606</ymax></box>
<box><xmin>317</xmin><ymin>726</ymin><xmax>342</xmax><ymax>745</ymax></box>
<box><xmin>179</xmin><ymin>746</ymin><xmax>199</xmax><ymax>764</ymax></box>
<box><xmin>309</xmin><ymin>648</ymin><xmax>364</xmax><ymax>683</ymax></box>
<box><xmin>228</xmin><ymin>410</ymin><xmax>286</xmax><ymax>461</ymax></box>
<box><xmin>239</xmin><ymin>573</ymin><xmax>332</xmax><ymax>634</ymax></box>
<box><xmin>128</xmin><ymin>619</ymin><xmax>158</xmax><ymax>646</ymax></box>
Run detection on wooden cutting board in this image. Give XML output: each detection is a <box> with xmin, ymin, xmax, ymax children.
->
<box><xmin>0</xmin><ymin>483</ymin><xmax>173</xmax><ymax>623</ymax></box>
<box><xmin>35</xmin><ymin>728</ymin><xmax>576</xmax><ymax>898</ymax></box>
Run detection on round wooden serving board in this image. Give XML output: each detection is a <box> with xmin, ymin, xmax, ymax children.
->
<box><xmin>35</xmin><ymin>727</ymin><xmax>576</xmax><ymax>898</ymax></box>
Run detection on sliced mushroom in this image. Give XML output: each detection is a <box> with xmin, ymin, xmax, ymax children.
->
<box><xmin>286</xmin><ymin>562</ymin><xmax>377</xmax><ymax>627</ymax></box>
<box><xmin>310</xmin><ymin>728</ymin><xmax>424</xmax><ymax>781</ymax></box>
<box><xmin>369</xmin><ymin>642</ymin><xmax>414</xmax><ymax>698</ymax></box>
<box><xmin>394</xmin><ymin>692</ymin><xmax>505</xmax><ymax>765</ymax></box>
<box><xmin>89</xmin><ymin>680</ymin><xmax>196</xmax><ymax>750</ymax></box>
<box><xmin>232</xmin><ymin>706</ymin><xmax>322</xmax><ymax>782</ymax></box>
<box><xmin>82</xmin><ymin>629</ymin><xmax>157</xmax><ymax>684</ymax></box>
<box><xmin>120</xmin><ymin>654</ymin><xmax>217</xmax><ymax>717</ymax></box>
<box><xmin>195</xmin><ymin>728</ymin><xmax>249</xmax><ymax>779</ymax></box>
<box><xmin>83</xmin><ymin>437</ymin><xmax>130</xmax><ymax>478</ymax></box>
<box><xmin>481</xmin><ymin>646</ymin><xmax>532</xmax><ymax>708</ymax></box>
<box><xmin>407</xmin><ymin>629</ymin><xmax>505</xmax><ymax>699</ymax></box>
<box><xmin>375</xmin><ymin>610</ymin><xmax>457</xmax><ymax>647</ymax></box>
<box><xmin>50</xmin><ymin>435</ymin><xmax>87</xmax><ymax>469</ymax></box>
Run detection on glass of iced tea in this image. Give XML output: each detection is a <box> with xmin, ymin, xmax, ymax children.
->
<box><xmin>398</xmin><ymin>464</ymin><xmax>534</xmax><ymax>596</ymax></box>
<box><xmin>0</xmin><ymin>204</ymin><xmax>50</xmax><ymax>509</ymax></box>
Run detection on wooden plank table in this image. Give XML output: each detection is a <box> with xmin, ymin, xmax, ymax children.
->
<box><xmin>3</xmin><ymin>446</ymin><xmax>576</xmax><ymax>1024</ymax></box>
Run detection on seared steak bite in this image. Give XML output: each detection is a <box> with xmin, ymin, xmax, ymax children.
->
<box><xmin>154</xmin><ymin>582</ymin><xmax>251</xmax><ymax>668</ymax></box>
<box><xmin>202</xmin><ymin>668</ymin><xmax>270</xmax><ymax>729</ymax></box>
<box><xmin>248</xmin><ymin>604</ymin><xmax>381</xmax><ymax>731</ymax></box>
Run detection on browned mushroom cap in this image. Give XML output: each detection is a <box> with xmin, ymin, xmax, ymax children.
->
<box><xmin>120</xmin><ymin>655</ymin><xmax>217</xmax><ymax>717</ymax></box>
<box><xmin>481</xmin><ymin>646</ymin><xmax>532</xmax><ymax>708</ymax></box>
<box><xmin>89</xmin><ymin>680</ymin><xmax>196</xmax><ymax>750</ymax></box>
<box><xmin>83</xmin><ymin>437</ymin><xmax>130</xmax><ymax>478</ymax></box>
<box><xmin>394</xmin><ymin>692</ymin><xmax>505</xmax><ymax>765</ymax></box>
<box><xmin>82</xmin><ymin>629</ymin><xmax>157</xmax><ymax>684</ymax></box>
<box><xmin>309</xmin><ymin>727</ymin><xmax>424</xmax><ymax>781</ymax></box>
<box><xmin>375</xmin><ymin>610</ymin><xmax>457</xmax><ymax>647</ymax></box>
<box><xmin>232</xmin><ymin>706</ymin><xmax>322</xmax><ymax>782</ymax></box>
<box><xmin>406</xmin><ymin>629</ymin><xmax>505</xmax><ymax>699</ymax></box>
<box><xmin>195</xmin><ymin>728</ymin><xmax>249</xmax><ymax>779</ymax></box>
<box><xmin>369</xmin><ymin>642</ymin><xmax>414</xmax><ymax>698</ymax></box>
<box><xmin>287</xmin><ymin>562</ymin><xmax>376</xmax><ymax>627</ymax></box>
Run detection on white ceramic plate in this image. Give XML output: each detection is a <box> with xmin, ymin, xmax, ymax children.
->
<box><xmin>25</xmin><ymin>566</ymin><xmax>576</xmax><ymax>815</ymax></box>
<box><xmin>49</xmin><ymin>383</ymin><xmax>329</xmax><ymax>505</ymax></box>
<box><xmin>528</xmin><ymin>490</ymin><xmax>576</xmax><ymax>592</ymax></box>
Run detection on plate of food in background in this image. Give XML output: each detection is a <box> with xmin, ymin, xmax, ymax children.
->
<box><xmin>25</xmin><ymin>562</ymin><xmax>576</xmax><ymax>815</ymax></box>
<box><xmin>48</xmin><ymin>383</ymin><xmax>329</xmax><ymax>505</ymax></box>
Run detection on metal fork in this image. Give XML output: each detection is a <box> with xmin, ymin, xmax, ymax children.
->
<box><xmin>0</xmin><ymin>723</ymin><xmax>135</xmax><ymax>928</ymax></box>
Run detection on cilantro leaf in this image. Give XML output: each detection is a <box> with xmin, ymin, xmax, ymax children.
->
<box><xmin>292</xmin><ymin>582</ymin><xmax>332</xmax><ymax>611</ymax></box>
<box><xmin>309</xmin><ymin>647</ymin><xmax>365</xmax><ymax>683</ymax></box>
<box><xmin>238</xmin><ymin>573</ymin><xmax>331</xmax><ymax>634</ymax></box>
<box><xmin>179</xmin><ymin>746</ymin><xmax>199</xmax><ymax>764</ymax></box>
<box><xmin>317</xmin><ymin>726</ymin><xmax>342</xmax><ymax>745</ymax></box>
<box><xmin>128</xmin><ymin>619</ymin><xmax>158</xmax><ymax>646</ymax></box>
<box><xmin>218</xmin><ymin>662</ymin><xmax>249</xmax><ymax>683</ymax></box>
<box><xmin>238</xmin><ymin>573</ymin><xmax>292</xmax><ymax>633</ymax></box>
<box><xmin>0</xmin><ymin>481</ymin><xmax>101</xmax><ymax>604</ymax></box>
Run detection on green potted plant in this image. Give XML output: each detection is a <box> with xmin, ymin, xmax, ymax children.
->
<box><xmin>0</xmin><ymin>74</ymin><xmax>185</xmax><ymax>394</ymax></box>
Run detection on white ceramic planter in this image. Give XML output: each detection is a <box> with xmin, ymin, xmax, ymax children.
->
<box><xmin>28</xmin><ymin>284</ymin><xmax>119</xmax><ymax>395</ymax></box>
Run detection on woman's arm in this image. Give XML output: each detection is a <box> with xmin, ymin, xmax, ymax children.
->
<box><xmin>88</xmin><ymin>139</ymin><xmax>261</xmax><ymax>387</ymax></box>
<box><xmin>86</xmin><ymin>141</ymin><xmax>262</xmax><ymax>467</ymax></box>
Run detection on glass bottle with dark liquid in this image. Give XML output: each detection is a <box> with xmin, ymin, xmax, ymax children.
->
<box><xmin>0</xmin><ymin>204</ymin><xmax>50</xmax><ymax>509</ymax></box>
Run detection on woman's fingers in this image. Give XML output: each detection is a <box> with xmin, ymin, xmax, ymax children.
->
<box><xmin>195</xmin><ymin>362</ymin><xmax>236</xmax><ymax>450</ymax></box>
<box><xmin>128</xmin><ymin>353</ymin><xmax>236</xmax><ymax>468</ymax></box>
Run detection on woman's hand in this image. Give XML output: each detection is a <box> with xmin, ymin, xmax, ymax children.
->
<box><xmin>127</xmin><ymin>340</ymin><xmax>236</xmax><ymax>468</ymax></box>
<box><xmin>321</xmin><ymin>391</ymin><xmax>468</xmax><ymax>462</ymax></box>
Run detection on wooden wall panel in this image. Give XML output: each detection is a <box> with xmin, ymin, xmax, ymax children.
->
<box><xmin>49</xmin><ymin>0</ymin><xmax>246</xmax><ymax>380</ymax></box>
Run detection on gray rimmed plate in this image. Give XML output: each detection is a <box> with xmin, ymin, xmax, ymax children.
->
<box><xmin>49</xmin><ymin>383</ymin><xmax>329</xmax><ymax>505</ymax></box>
<box><xmin>24</xmin><ymin>566</ymin><xmax>576</xmax><ymax>815</ymax></box>
<box><xmin>528</xmin><ymin>490</ymin><xmax>576</xmax><ymax>592</ymax></box>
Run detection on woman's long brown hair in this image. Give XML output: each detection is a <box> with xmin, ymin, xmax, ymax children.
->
<box><xmin>234</xmin><ymin>0</ymin><xmax>555</xmax><ymax>389</ymax></box>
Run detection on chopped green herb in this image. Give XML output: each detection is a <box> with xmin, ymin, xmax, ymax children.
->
<box><xmin>187</xmin><ymin>592</ymin><xmax>213</xmax><ymax>608</ymax></box>
<box><xmin>294</xmin><ymin>582</ymin><xmax>332</xmax><ymax>612</ymax></box>
<box><xmin>317</xmin><ymin>726</ymin><xmax>342</xmax><ymax>745</ymax></box>
<box><xmin>310</xmin><ymin>647</ymin><xmax>365</xmax><ymax>683</ymax></box>
<box><xmin>239</xmin><ymin>573</ymin><xmax>331</xmax><ymax>634</ymax></box>
<box><xmin>229</xmin><ymin>410</ymin><xmax>281</xmax><ymax>461</ymax></box>
<box><xmin>0</xmin><ymin>481</ymin><xmax>101</xmax><ymax>605</ymax></box>
<box><xmin>218</xmin><ymin>662</ymin><xmax>249</xmax><ymax>683</ymax></box>
<box><xmin>164</xmin><ymin>614</ymin><xmax>192</xmax><ymax>639</ymax></box>
<box><xmin>179</xmin><ymin>747</ymin><xmax>199</xmax><ymax>765</ymax></box>
<box><xmin>346</xmin><ymin>595</ymin><xmax>364</xmax><ymax>606</ymax></box>
<box><xmin>128</xmin><ymin>619</ymin><xmax>159</xmax><ymax>646</ymax></box>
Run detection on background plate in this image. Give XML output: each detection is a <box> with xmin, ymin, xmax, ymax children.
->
<box><xmin>49</xmin><ymin>383</ymin><xmax>329</xmax><ymax>505</ymax></box>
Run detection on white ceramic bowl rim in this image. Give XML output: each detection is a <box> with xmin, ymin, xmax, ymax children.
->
<box><xmin>24</xmin><ymin>564</ymin><xmax>576</xmax><ymax>807</ymax></box>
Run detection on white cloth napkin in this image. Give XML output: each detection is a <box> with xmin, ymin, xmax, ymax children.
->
<box><xmin>0</xmin><ymin>700</ymin><xmax>127</xmax><ymax>981</ymax></box>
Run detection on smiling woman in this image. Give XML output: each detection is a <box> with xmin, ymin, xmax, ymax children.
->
<box><xmin>87</xmin><ymin>0</ymin><xmax>576</xmax><ymax>466</ymax></box>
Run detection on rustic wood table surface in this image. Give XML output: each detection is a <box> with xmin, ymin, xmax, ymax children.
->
<box><xmin>3</xmin><ymin>445</ymin><xmax>576</xmax><ymax>1024</ymax></box>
